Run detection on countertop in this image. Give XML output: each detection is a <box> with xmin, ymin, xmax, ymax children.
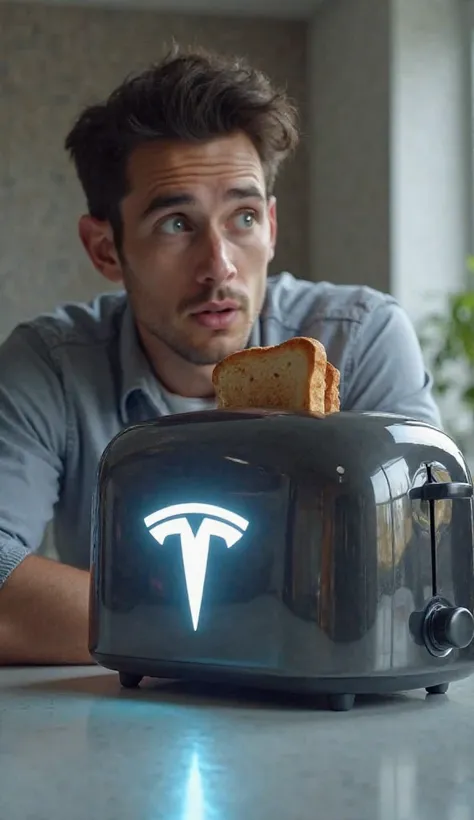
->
<box><xmin>1</xmin><ymin>665</ymin><xmax>474</xmax><ymax>820</ymax></box>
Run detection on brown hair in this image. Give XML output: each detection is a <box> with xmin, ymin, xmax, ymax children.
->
<box><xmin>64</xmin><ymin>45</ymin><xmax>299</xmax><ymax>247</ymax></box>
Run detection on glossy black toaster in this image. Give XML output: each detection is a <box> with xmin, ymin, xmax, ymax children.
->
<box><xmin>88</xmin><ymin>409</ymin><xmax>474</xmax><ymax>710</ymax></box>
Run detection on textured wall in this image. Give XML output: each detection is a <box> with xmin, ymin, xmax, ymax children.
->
<box><xmin>0</xmin><ymin>2</ymin><xmax>309</xmax><ymax>342</ymax></box>
<box><xmin>309</xmin><ymin>0</ymin><xmax>391</xmax><ymax>292</ymax></box>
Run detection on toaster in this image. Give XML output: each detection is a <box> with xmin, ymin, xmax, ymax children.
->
<box><xmin>88</xmin><ymin>409</ymin><xmax>474</xmax><ymax>711</ymax></box>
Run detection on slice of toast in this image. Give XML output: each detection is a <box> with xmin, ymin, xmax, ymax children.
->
<box><xmin>212</xmin><ymin>336</ymin><xmax>336</xmax><ymax>415</ymax></box>
<box><xmin>325</xmin><ymin>362</ymin><xmax>340</xmax><ymax>414</ymax></box>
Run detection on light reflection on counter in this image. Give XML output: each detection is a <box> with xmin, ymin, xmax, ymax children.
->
<box><xmin>378</xmin><ymin>750</ymin><xmax>417</xmax><ymax>820</ymax></box>
<box><xmin>378</xmin><ymin>748</ymin><xmax>474</xmax><ymax>820</ymax></box>
<box><xmin>182</xmin><ymin>748</ymin><xmax>205</xmax><ymax>820</ymax></box>
<box><xmin>2</xmin><ymin>664</ymin><xmax>473</xmax><ymax>820</ymax></box>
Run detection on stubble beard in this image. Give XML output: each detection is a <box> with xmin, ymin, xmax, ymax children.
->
<box><xmin>122</xmin><ymin>263</ymin><xmax>261</xmax><ymax>367</ymax></box>
<box><xmin>158</xmin><ymin>325</ymin><xmax>253</xmax><ymax>366</ymax></box>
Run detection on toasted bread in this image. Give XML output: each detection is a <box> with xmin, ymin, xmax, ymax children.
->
<box><xmin>324</xmin><ymin>362</ymin><xmax>340</xmax><ymax>414</ymax></box>
<box><xmin>212</xmin><ymin>336</ymin><xmax>338</xmax><ymax>415</ymax></box>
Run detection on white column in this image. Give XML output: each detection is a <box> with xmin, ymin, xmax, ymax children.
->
<box><xmin>390</xmin><ymin>0</ymin><xmax>471</xmax><ymax>326</ymax></box>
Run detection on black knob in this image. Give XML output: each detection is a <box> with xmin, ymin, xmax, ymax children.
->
<box><xmin>428</xmin><ymin>606</ymin><xmax>474</xmax><ymax>652</ymax></box>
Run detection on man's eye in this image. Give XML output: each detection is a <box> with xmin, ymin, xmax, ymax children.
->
<box><xmin>233</xmin><ymin>210</ymin><xmax>256</xmax><ymax>230</ymax></box>
<box><xmin>159</xmin><ymin>216</ymin><xmax>189</xmax><ymax>235</ymax></box>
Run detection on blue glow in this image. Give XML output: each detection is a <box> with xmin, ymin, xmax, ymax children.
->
<box><xmin>144</xmin><ymin>503</ymin><xmax>248</xmax><ymax>532</ymax></box>
<box><xmin>182</xmin><ymin>749</ymin><xmax>204</xmax><ymax>820</ymax></box>
<box><xmin>144</xmin><ymin>503</ymin><xmax>249</xmax><ymax>630</ymax></box>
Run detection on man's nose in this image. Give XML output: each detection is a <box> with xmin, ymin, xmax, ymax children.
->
<box><xmin>195</xmin><ymin>229</ymin><xmax>237</xmax><ymax>285</ymax></box>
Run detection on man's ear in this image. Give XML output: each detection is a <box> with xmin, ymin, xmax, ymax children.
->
<box><xmin>78</xmin><ymin>215</ymin><xmax>123</xmax><ymax>284</ymax></box>
<box><xmin>267</xmin><ymin>196</ymin><xmax>277</xmax><ymax>262</ymax></box>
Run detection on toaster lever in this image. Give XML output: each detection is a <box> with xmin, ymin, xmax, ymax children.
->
<box><xmin>409</xmin><ymin>476</ymin><xmax>473</xmax><ymax>598</ymax></box>
<box><xmin>409</xmin><ymin>481</ymin><xmax>473</xmax><ymax>502</ymax></box>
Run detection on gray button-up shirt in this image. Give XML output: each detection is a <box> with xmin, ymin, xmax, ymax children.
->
<box><xmin>0</xmin><ymin>272</ymin><xmax>441</xmax><ymax>586</ymax></box>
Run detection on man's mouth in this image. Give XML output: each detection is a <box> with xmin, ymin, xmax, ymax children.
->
<box><xmin>190</xmin><ymin>300</ymin><xmax>242</xmax><ymax>330</ymax></box>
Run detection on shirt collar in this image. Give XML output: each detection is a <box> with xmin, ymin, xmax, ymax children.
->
<box><xmin>119</xmin><ymin>298</ymin><xmax>262</xmax><ymax>424</ymax></box>
<box><xmin>119</xmin><ymin>301</ymin><xmax>167</xmax><ymax>423</ymax></box>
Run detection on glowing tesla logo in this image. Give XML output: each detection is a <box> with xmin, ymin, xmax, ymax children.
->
<box><xmin>144</xmin><ymin>503</ymin><xmax>249</xmax><ymax>630</ymax></box>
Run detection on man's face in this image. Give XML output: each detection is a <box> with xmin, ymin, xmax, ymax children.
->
<box><xmin>114</xmin><ymin>133</ymin><xmax>277</xmax><ymax>366</ymax></box>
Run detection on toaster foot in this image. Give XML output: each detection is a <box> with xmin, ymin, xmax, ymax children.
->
<box><xmin>327</xmin><ymin>693</ymin><xmax>355</xmax><ymax>712</ymax></box>
<box><xmin>425</xmin><ymin>682</ymin><xmax>449</xmax><ymax>695</ymax></box>
<box><xmin>119</xmin><ymin>672</ymin><xmax>143</xmax><ymax>689</ymax></box>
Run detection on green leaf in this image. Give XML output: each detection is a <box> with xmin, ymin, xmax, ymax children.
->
<box><xmin>417</xmin><ymin>260</ymin><xmax>474</xmax><ymax>409</ymax></box>
<box><xmin>462</xmin><ymin>385</ymin><xmax>474</xmax><ymax>405</ymax></box>
<box><xmin>435</xmin><ymin>381</ymin><xmax>453</xmax><ymax>396</ymax></box>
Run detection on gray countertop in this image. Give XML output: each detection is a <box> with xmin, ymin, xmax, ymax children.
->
<box><xmin>1</xmin><ymin>665</ymin><xmax>474</xmax><ymax>820</ymax></box>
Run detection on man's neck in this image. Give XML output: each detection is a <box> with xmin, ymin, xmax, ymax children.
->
<box><xmin>136</xmin><ymin>325</ymin><xmax>216</xmax><ymax>399</ymax></box>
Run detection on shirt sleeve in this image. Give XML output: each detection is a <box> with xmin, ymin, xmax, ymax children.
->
<box><xmin>342</xmin><ymin>299</ymin><xmax>442</xmax><ymax>427</ymax></box>
<box><xmin>0</xmin><ymin>325</ymin><xmax>67</xmax><ymax>587</ymax></box>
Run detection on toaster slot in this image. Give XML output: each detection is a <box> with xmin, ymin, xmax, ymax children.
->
<box><xmin>409</xmin><ymin>465</ymin><xmax>473</xmax><ymax>596</ymax></box>
<box><xmin>427</xmin><ymin>463</ymin><xmax>438</xmax><ymax>595</ymax></box>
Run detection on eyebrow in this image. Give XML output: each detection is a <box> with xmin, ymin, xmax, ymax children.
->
<box><xmin>226</xmin><ymin>185</ymin><xmax>265</xmax><ymax>202</ymax></box>
<box><xmin>140</xmin><ymin>185</ymin><xmax>265</xmax><ymax>222</ymax></box>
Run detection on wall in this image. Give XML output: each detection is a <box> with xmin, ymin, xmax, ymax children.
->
<box><xmin>309</xmin><ymin>0</ymin><xmax>392</xmax><ymax>292</ymax></box>
<box><xmin>0</xmin><ymin>2</ymin><xmax>309</xmax><ymax>342</ymax></box>
<box><xmin>308</xmin><ymin>0</ymin><xmax>470</xmax><ymax>312</ymax></box>
<box><xmin>390</xmin><ymin>0</ymin><xmax>471</xmax><ymax>326</ymax></box>
<box><xmin>308</xmin><ymin>0</ymin><xmax>471</xmax><ymax>441</ymax></box>
<box><xmin>391</xmin><ymin>0</ymin><xmax>472</xmax><ymax>441</ymax></box>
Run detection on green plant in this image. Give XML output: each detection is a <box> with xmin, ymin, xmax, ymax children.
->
<box><xmin>418</xmin><ymin>256</ymin><xmax>474</xmax><ymax>448</ymax></box>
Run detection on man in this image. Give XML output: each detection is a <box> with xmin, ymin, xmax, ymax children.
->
<box><xmin>0</xmin><ymin>47</ymin><xmax>440</xmax><ymax>666</ymax></box>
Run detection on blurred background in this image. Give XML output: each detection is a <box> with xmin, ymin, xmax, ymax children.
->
<box><xmin>1</xmin><ymin>0</ymin><xmax>474</xmax><ymax>452</ymax></box>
